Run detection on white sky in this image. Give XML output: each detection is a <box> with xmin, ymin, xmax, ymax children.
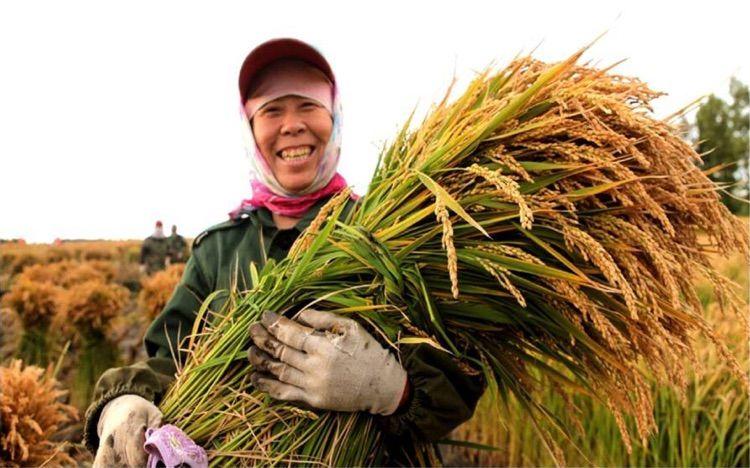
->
<box><xmin>1</xmin><ymin>0</ymin><xmax>748</xmax><ymax>243</ymax></box>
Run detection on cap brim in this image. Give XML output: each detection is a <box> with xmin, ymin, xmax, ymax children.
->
<box><xmin>238</xmin><ymin>38</ymin><xmax>335</xmax><ymax>102</ymax></box>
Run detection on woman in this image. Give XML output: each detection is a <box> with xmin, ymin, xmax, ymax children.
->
<box><xmin>85</xmin><ymin>38</ymin><xmax>484</xmax><ymax>467</ymax></box>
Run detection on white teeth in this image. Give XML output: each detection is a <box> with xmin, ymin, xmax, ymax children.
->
<box><xmin>280</xmin><ymin>146</ymin><xmax>312</xmax><ymax>159</ymax></box>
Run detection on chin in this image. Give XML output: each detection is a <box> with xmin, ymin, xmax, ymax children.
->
<box><xmin>279</xmin><ymin>176</ymin><xmax>317</xmax><ymax>194</ymax></box>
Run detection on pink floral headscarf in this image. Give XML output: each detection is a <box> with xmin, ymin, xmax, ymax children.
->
<box><xmin>230</xmin><ymin>54</ymin><xmax>348</xmax><ymax>219</ymax></box>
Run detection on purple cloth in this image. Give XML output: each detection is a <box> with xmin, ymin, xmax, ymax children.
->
<box><xmin>144</xmin><ymin>425</ymin><xmax>208</xmax><ymax>468</ymax></box>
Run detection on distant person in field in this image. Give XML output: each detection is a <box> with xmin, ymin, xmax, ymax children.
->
<box><xmin>139</xmin><ymin>220</ymin><xmax>168</xmax><ymax>274</ymax></box>
<box><xmin>167</xmin><ymin>225</ymin><xmax>187</xmax><ymax>264</ymax></box>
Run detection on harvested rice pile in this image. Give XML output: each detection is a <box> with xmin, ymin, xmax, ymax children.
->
<box><xmin>0</xmin><ymin>360</ymin><xmax>78</xmax><ymax>466</ymax></box>
<box><xmin>58</xmin><ymin>280</ymin><xmax>129</xmax><ymax>332</ymax></box>
<box><xmin>159</xmin><ymin>46</ymin><xmax>749</xmax><ymax>466</ymax></box>
<box><xmin>138</xmin><ymin>263</ymin><xmax>186</xmax><ymax>320</ymax></box>
<box><xmin>0</xmin><ymin>308</ymin><xmax>22</xmax><ymax>362</ymax></box>
<box><xmin>1</xmin><ymin>277</ymin><xmax>60</xmax><ymax>329</ymax></box>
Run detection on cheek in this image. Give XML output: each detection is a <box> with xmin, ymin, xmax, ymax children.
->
<box><xmin>313</xmin><ymin>119</ymin><xmax>333</xmax><ymax>145</ymax></box>
<box><xmin>252</xmin><ymin>126</ymin><xmax>276</xmax><ymax>161</ymax></box>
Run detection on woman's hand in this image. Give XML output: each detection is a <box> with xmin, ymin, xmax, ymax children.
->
<box><xmin>248</xmin><ymin>310</ymin><xmax>408</xmax><ymax>416</ymax></box>
<box><xmin>93</xmin><ymin>394</ymin><xmax>162</xmax><ymax>468</ymax></box>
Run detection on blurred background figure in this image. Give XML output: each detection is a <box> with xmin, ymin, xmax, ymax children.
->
<box><xmin>167</xmin><ymin>225</ymin><xmax>187</xmax><ymax>264</ymax></box>
<box><xmin>139</xmin><ymin>221</ymin><xmax>168</xmax><ymax>274</ymax></box>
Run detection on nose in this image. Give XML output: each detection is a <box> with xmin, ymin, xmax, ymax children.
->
<box><xmin>280</xmin><ymin>113</ymin><xmax>306</xmax><ymax>136</ymax></box>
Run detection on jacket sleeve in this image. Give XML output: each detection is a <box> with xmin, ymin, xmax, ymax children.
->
<box><xmin>379</xmin><ymin>343</ymin><xmax>485</xmax><ymax>442</ymax></box>
<box><xmin>82</xmin><ymin>251</ymin><xmax>212</xmax><ymax>453</ymax></box>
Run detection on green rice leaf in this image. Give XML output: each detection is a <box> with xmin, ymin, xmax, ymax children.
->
<box><xmin>415</xmin><ymin>170</ymin><xmax>490</xmax><ymax>238</ymax></box>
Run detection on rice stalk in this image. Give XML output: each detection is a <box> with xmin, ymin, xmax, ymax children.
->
<box><xmin>159</xmin><ymin>45</ymin><xmax>749</xmax><ymax>466</ymax></box>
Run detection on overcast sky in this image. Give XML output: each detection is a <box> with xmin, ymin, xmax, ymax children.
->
<box><xmin>1</xmin><ymin>0</ymin><xmax>748</xmax><ymax>242</ymax></box>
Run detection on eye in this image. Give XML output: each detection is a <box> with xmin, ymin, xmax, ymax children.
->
<box><xmin>301</xmin><ymin>101</ymin><xmax>320</xmax><ymax>110</ymax></box>
<box><xmin>259</xmin><ymin>104</ymin><xmax>281</xmax><ymax>116</ymax></box>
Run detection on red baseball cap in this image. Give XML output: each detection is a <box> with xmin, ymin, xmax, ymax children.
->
<box><xmin>238</xmin><ymin>38</ymin><xmax>336</xmax><ymax>102</ymax></box>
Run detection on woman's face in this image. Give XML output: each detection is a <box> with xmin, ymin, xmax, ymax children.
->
<box><xmin>248</xmin><ymin>95</ymin><xmax>333</xmax><ymax>194</ymax></box>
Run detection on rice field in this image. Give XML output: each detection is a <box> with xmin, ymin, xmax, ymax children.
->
<box><xmin>0</xmin><ymin>240</ymin><xmax>184</xmax><ymax>465</ymax></box>
<box><xmin>152</xmin><ymin>51</ymin><xmax>748</xmax><ymax>466</ymax></box>
<box><xmin>0</xmin><ymin>222</ymin><xmax>746</xmax><ymax>466</ymax></box>
<box><xmin>446</xmin><ymin>227</ymin><xmax>749</xmax><ymax>467</ymax></box>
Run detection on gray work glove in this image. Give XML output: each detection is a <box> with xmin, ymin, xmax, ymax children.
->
<box><xmin>248</xmin><ymin>309</ymin><xmax>407</xmax><ymax>416</ymax></box>
<box><xmin>93</xmin><ymin>394</ymin><xmax>162</xmax><ymax>468</ymax></box>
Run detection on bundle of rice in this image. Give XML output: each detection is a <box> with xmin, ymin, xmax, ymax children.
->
<box><xmin>85</xmin><ymin>260</ymin><xmax>117</xmax><ymax>282</ymax></box>
<box><xmin>16</xmin><ymin>260</ymin><xmax>109</xmax><ymax>288</ymax></box>
<box><xmin>46</xmin><ymin>246</ymin><xmax>73</xmax><ymax>263</ymax></box>
<box><xmin>2</xmin><ymin>277</ymin><xmax>62</xmax><ymax>365</ymax></box>
<box><xmin>0</xmin><ymin>308</ymin><xmax>23</xmax><ymax>362</ymax></box>
<box><xmin>158</xmin><ymin>46</ymin><xmax>749</xmax><ymax>465</ymax></box>
<box><xmin>138</xmin><ymin>263</ymin><xmax>186</xmax><ymax>320</ymax></box>
<box><xmin>59</xmin><ymin>280</ymin><xmax>129</xmax><ymax>333</ymax></box>
<box><xmin>14</xmin><ymin>262</ymin><xmax>63</xmax><ymax>284</ymax></box>
<box><xmin>0</xmin><ymin>359</ymin><xmax>78</xmax><ymax>466</ymax></box>
<box><xmin>62</xmin><ymin>261</ymin><xmax>115</xmax><ymax>286</ymax></box>
<box><xmin>447</xmin><ymin>249</ymin><xmax>749</xmax><ymax>466</ymax></box>
<box><xmin>112</xmin><ymin>261</ymin><xmax>143</xmax><ymax>292</ymax></box>
<box><xmin>0</xmin><ymin>272</ymin><xmax>11</xmax><ymax>297</ymax></box>
<box><xmin>80</xmin><ymin>247</ymin><xmax>114</xmax><ymax>262</ymax></box>
<box><xmin>1</xmin><ymin>277</ymin><xmax>60</xmax><ymax>327</ymax></box>
<box><xmin>2</xmin><ymin>261</ymin><xmax>119</xmax><ymax>365</ymax></box>
<box><xmin>58</xmin><ymin>280</ymin><xmax>129</xmax><ymax>407</ymax></box>
<box><xmin>7</xmin><ymin>252</ymin><xmax>43</xmax><ymax>275</ymax></box>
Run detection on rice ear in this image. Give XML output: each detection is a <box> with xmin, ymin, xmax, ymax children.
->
<box><xmin>158</xmin><ymin>44</ymin><xmax>749</xmax><ymax>465</ymax></box>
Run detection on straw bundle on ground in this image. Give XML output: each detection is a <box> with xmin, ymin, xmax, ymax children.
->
<box><xmin>58</xmin><ymin>280</ymin><xmax>129</xmax><ymax>333</ymax></box>
<box><xmin>0</xmin><ymin>308</ymin><xmax>22</xmax><ymax>362</ymax></box>
<box><xmin>2</xmin><ymin>276</ymin><xmax>62</xmax><ymax>365</ymax></box>
<box><xmin>138</xmin><ymin>263</ymin><xmax>186</xmax><ymax>320</ymax></box>
<box><xmin>18</xmin><ymin>260</ymin><xmax>114</xmax><ymax>288</ymax></box>
<box><xmin>158</xmin><ymin>45</ymin><xmax>749</xmax><ymax>466</ymax></box>
<box><xmin>1</xmin><ymin>277</ymin><xmax>60</xmax><ymax>328</ymax></box>
<box><xmin>58</xmin><ymin>279</ymin><xmax>129</xmax><ymax>408</ymax></box>
<box><xmin>2</xmin><ymin>261</ymin><xmax>125</xmax><ymax>366</ymax></box>
<box><xmin>0</xmin><ymin>360</ymin><xmax>78</xmax><ymax>466</ymax></box>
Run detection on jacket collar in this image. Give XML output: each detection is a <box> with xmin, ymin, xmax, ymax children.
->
<box><xmin>253</xmin><ymin>195</ymin><xmax>333</xmax><ymax>233</ymax></box>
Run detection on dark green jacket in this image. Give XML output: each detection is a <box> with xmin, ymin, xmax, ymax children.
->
<box><xmin>84</xmin><ymin>198</ymin><xmax>484</xmax><ymax>455</ymax></box>
<box><xmin>140</xmin><ymin>235</ymin><xmax>169</xmax><ymax>274</ymax></box>
<box><xmin>167</xmin><ymin>234</ymin><xmax>187</xmax><ymax>263</ymax></box>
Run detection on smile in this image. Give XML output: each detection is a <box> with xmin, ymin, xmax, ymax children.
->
<box><xmin>277</xmin><ymin>145</ymin><xmax>314</xmax><ymax>161</ymax></box>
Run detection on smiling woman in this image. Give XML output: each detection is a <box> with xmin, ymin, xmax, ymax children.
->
<box><xmin>250</xmin><ymin>94</ymin><xmax>332</xmax><ymax>193</ymax></box>
<box><xmin>243</xmin><ymin>59</ymin><xmax>335</xmax><ymax>195</ymax></box>
<box><xmin>84</xmin><ymin>38</ymin><xmax>484</xmax><ymax>467</ymax></box>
